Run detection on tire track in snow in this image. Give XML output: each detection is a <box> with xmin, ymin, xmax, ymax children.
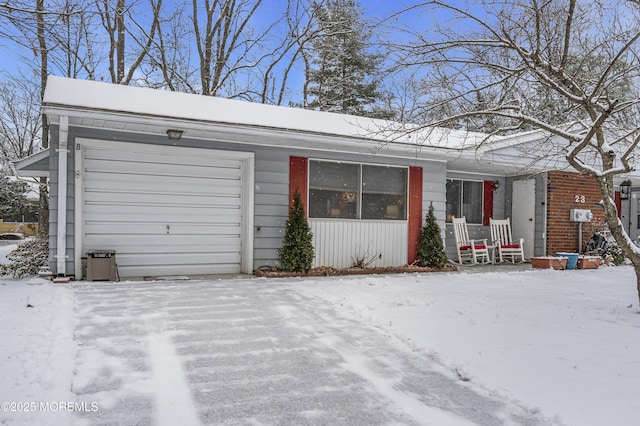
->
<box><xmin>148</xmin><ymin>331</ymin><xmax>201</xmax><ymax>426</ymax></box>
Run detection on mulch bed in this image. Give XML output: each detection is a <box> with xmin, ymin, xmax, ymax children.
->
<box><xmin>254</xmin><ymin>263</ymin><xmax>457</xmax><ymax>278</ymax></box>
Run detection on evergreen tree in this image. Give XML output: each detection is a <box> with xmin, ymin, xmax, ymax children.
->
<box><xmin>0</xmin><ymin>173</ymin><xmax>30</xmax><ymax>220</ymax></box>
<box><xmin>306</xmin><ymin>0</ymin><xmax>391</xmax><ymax>118</ymax></box>
<box><xmin>278</xmin><ymin>189</ymin><xmax>314</xmax><ymax>272</ymax></box>
<box><xmin>417</xmin><ymin>202</ymin><xmax>448</xmax><ymax>268</ymax></box>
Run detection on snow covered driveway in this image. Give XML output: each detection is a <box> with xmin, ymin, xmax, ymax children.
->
<box><xmin>71</xmin><ymin>278</ymin><xmax>551</xmax><ymax>425</ymax></box>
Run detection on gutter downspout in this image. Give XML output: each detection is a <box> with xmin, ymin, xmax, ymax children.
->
<box><xmin>542</xmin><ymin>172</ymin><xmax>548</xmax><ymax>256</ymax></box>
<box><xmin>56</xmin><ymin>116</ymin><xmax>69</xmax><ymax>276</ymax></box>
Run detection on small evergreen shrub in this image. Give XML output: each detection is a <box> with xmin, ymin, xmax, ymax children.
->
<box><xmin>417</xmin><ymin>202</ymin><xmax>448</xmax><ymax>268</ymax></box>
<box><xmin>0</xmin><ymin>237</ymin><xmax>49</xmax><ymax>278</ymax></box>
<box><xmin>278</xmin><ymin>189</ymin><xmax>314</xmax><ymax>272</ymax></box>
<box><xmin>605</xmin><ymin>234</ymin><xmax>624</xmax><ymax>265</ymax></box>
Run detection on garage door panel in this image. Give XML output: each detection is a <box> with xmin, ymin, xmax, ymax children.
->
<box><xmin>83</xmin><ymin>191</ymin><xmax>241</xmax><ymax>207</ymax></box>
<box><xmin>84</xmin><ymin>243</ymin><xmax>241</xmax><ymax>256</ymax></box>
<box><xmin>84</xmin><ymin>223</ymin><xmax>242</xmax><ymax>236</ymax></box>
<box><xmin>81</xmin><ymin>143</ymin><xmax>246</xmax><ymax>277</ymax></box>
<box><xmin>84</xmin><ymin>213</ymin><xmax>241</xmax><ymax>227</ymax></box>
<box><xmin>84</xmin><ymin>159</ymin><xmax>241</xmax><ymax>181</ymax></box>
<box><xmin>84</xmin><ymin>147</ymin><xmax>243</xmax><ymax>168</ymax></box>
<box><xmin>84</xmin><ymin>213</ymin><xmax>241</xmax><ymax>225</ymax></box>
<box><xmin>83</xmin><ymin>203</ymin><xmax>241</xmax><ymax>217</ymax></box>
<box><xmin>115</xmin><ymin>252</ymin><xmax>241</xmax><ymax>266</ymax></box>
<box><xmin>86</xmin><ymin>234</ymin><xmax>240</xmax><ymax>248</ymax></box>
<box><xmin>85</xmin><ymin>178</ymin><xmax>242</xmax><ymax>197</ymax></box>
<box><xmin>84</xmin><ymin>171</ymin><xmax>241</xmax><ymax>190</ymax></box>
<box><xmin>84</xmin><ymin>148</ymin><xmax>241</xmax><ymax>169</ymax></box>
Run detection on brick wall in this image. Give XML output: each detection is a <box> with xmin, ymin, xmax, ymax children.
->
<box><xmin>546</xmin><ymin>171</ymin><xmax>606</xmax><ymax>254</ymax></box>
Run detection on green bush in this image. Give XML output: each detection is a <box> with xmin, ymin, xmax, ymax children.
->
<box><xmin>606</xmin><ymin>235</ymin><xmax>624</xmax><ymax>265</ymax></box>
<box><xmin>278</xmin><ymin>189</ymin><xmax>314</xmax><ymax>272</ymax></box>
<box><xmin>0</xmin><ymin>237</ymin><xmax>48</xmax><ymax>278</ymax></box>
<box><xmin>417</xmin><ymin>202</ymin><xmax>448</xmax><ymax>268</ymax></box>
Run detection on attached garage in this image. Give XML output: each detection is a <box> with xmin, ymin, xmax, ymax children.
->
<box><xmin>75</xmin><ymin>139</ymin><xmax>254</xmax><ymax>278</ymax></box>
<box><xmin>29</xmin><ymin>76</ymin><xmax>523</xmax><ymax>280</ymax></box>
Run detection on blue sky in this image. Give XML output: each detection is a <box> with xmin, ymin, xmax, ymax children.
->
<box><xmin>0</xmin><ymin>0</ymin><xmax>456</xmax><ymax>105</ymax></box>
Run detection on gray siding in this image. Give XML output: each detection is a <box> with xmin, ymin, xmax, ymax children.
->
<box><xmin>252</xmin><ymin>149</ymin><xmax>289</xmax><ymax>268</ymax></box>
<box><xmin>251</xmin><ymin>151</ymin><xmax>447</xmax><ymax>269</ymax></box>
<box><xmin>49</xmin><ymin>125</ymin><xmax>450</xmax><ymax>275</ymax></box>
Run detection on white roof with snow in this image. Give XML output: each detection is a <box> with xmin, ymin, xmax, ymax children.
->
<box><xmin>42</xmin><ymin>76</ymin><xmax>488</xmax><ymax>151</ymax></box>
<box><xmin>46</xmin><ymin>76</ymin><xmax>621</xmax><ymax>177</ymax></box>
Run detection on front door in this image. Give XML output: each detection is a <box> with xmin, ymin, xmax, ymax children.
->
<box><xmin>512</xmin><ymin>179</ymin><xmax>536</xmax><ymax>259</ymax></box>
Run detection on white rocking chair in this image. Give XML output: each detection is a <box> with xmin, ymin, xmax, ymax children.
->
<box><xmin>452</xmin><ymin>217</ymin><xmax>490</xmax><ymax>264</ymax></box>
<box><xmin>490</xmin><ymin>218</ymin><xmax>525</xmax><ymax>263</ymax></box>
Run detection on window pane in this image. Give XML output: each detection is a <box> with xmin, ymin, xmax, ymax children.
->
<box><xmin>309</xmin><ymin>161</ymin><xmax>359</xmax><ymax>218</ymax></box>
<box><xmin>446</xmin><ymin>179</ymin><xmax>461</xmax><ymax>222</ymax></box>
<box><xmin>463</xmin><ymin>181</ymin><xmax>483</xmax><ymax>224</ymax></box>
<box><xmin>361</xmin><ymin>165</ymin><xmax>407</xmax><ymax>220</ymax></box>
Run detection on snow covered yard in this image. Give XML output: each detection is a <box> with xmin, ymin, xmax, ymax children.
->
<box><xmin>296</xmin><ymin>266</ymin><xmax>640</xmax><ymax>426</ymax></box>
<box><xmin>1</xmin><ymin>255</ymin><xmax>638</xmax><ymax>425</ymax></box>
<box><xmin>0</xmin><ymin>244</ymin><xmax>75</xmax><ymax>426</ymax></box>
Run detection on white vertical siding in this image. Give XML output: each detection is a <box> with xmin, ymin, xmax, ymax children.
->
<box><xmin>310</xmin><ymin>219</ymin><xmax>408</xmax><ymax>268</ymax></box>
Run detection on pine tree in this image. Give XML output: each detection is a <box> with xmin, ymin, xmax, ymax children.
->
<box><xmin>278</xmin><ymin>189</ymin><xmax>315</xmax><ymax>272</ymax></box>
<box><xmin>0</xmin><ymin>173</ymin><xmax>30</xmax><ymax>220</ymax></box>
<box><xmin>417</xmin><ymin>202</ymin><xmax>448</xmax><ymax>268</ymax></box>
<box><xmin>306</xmin><ymin>0</ymin><xmax>391</xmax><ymax>118</ymax></box>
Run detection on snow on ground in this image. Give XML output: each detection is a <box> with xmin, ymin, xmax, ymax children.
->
<box><xmin>1</xmin><ymin>261</ymin><xmax>638</xmax><ymax>425</ymax></box>
<box><xmin>0</xmin><ymin>243</ymin><xmax>16</xmax><ymax>265</ymax></box>
<box><xmin>0</xmin><ymin>244</ymin><xmax>76</xmax><ymax>425</ymax></box>
<box><xmin>296</xmin><ymin>266</ymin><xmax>640</xmax><ymax>426</ymax></box>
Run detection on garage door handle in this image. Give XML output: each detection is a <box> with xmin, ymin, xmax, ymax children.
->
<box><xmin>166</xmin><ymin>224</ymin><xmax>170</xmax><ymax>234</ymax></box>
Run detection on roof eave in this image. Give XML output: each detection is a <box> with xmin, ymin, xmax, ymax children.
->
<box><xmin>13</xmin><ymin>149</ymin><xmax>50</xmax><ymax>178</ymax></box>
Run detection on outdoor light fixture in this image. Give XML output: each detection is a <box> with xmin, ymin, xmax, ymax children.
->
<box><xmin>620</xmin><ymin>180</ymin><xmax>632</xmax><ymax>200</ymax></box>
<box><xmin>166</xmin><ymin>129</ymin><xmax>183</xmax><ymax>140</ymax></box>
<box><xmin>493</xmin><ymin>180</ymin><xmax>500</xmax><ymax>191</ymax></box>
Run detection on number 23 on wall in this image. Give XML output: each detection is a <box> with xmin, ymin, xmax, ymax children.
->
<box><xmin>575</xmin><ymin>195</ymin><xmax>586</xmax><ymax>203</ymax></box>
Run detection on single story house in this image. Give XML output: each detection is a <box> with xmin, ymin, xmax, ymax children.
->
<box><xmin>15</xmin><ymin>76</ymin><xmax>638</xmax><ymax>278</ymax></box>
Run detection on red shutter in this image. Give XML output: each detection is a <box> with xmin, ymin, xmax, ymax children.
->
<box><xmin>408</xmin><ymin>167</ymin><xmax>423</xmax><ymax>264</ymax></box>
<box><xmin>483</xmin><ymin>180</ymin><xmax>494</xmax><ymax>226</ymax></box>
<box><xmin>289</xmin><ymin>157</ymin><xmax>308</xmax><ymax>212</ymax></box>
<box><xmin>615</xmin><ymin>191</ymin><xmax>622</xmax><ymax>219</ymax></box>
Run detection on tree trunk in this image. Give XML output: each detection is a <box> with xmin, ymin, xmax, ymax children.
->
<box><xmin>36</xmin><ymin>0</ymin><xmax>49</xmax><ymax>238</ymax></box>
<box><xmin>116</xmin><ymin>0</ymin><xmax>125</xmax><ymax>83</ymax></box>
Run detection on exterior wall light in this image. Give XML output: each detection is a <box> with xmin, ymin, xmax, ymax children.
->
<box><xmin>620</xmin><ymin>179</ymin><xmax>632</xmax><ymax>200</ymax></box>
<box><xmin>493</xmin><ymin>180</ymin><xmax>500</xmax><ymax>191</ymax></box>
<box><xmin>166</xmin><ymin>129</ymin><xmax>183</xmax><ymax>140</ymax></box>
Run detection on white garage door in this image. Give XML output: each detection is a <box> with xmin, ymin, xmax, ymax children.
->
<box><xmin>78</xmin><ymin>140</ymin><xmax>251</xmax><ymax>277</ymax></box>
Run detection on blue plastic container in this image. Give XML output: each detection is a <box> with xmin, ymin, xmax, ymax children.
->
<box><xmin>556</xmin><ymin>252</ymin><xmax>579</xmax><ymax>270</ymax></box>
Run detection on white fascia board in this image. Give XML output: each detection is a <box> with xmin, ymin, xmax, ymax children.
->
<box><xmin>479</xmin><ymin>129</ymin><xmax>550</xmax><ymax>154</ymax></box>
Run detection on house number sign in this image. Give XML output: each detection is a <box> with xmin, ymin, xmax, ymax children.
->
<box><xmin>574</xmin><ymin>195</ymin><xmax>586</xmax><ymax>203</ymax></box>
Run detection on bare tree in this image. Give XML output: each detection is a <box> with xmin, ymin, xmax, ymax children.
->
<box><xmin>96</xmin><ymin>0</ymin><xmax>162</xmax><ymax>84</ymax></box>
<box><xmin>191</xmin><ymin>0</ymin><xmax>265</xmax><ymax>97</ymax></box>
<box><xmin>393</xmin><ymin>0</ymin><xmax>640</xmax><ymax>306</ymax></box>
<box><xmin>258</xmin><ymin>0</ymin><xmax>319</xmax><ymax>105</ymax></box>
<box><xmin>0</xmin><ymin>75</ymin><xmax>42</xmax><ymax>166</ymax></box>
<box><xmin>138</xmin><ymin>3</ymin><xmax>200</xmax><ymax>92</ymax></box>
